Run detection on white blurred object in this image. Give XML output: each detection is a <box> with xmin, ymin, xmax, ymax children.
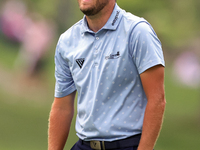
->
<box><xmin>173</xmin><ymin>51</ymin><xmax>200</xmax><ymax>88</ymax></box>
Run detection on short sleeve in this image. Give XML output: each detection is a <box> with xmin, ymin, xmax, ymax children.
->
<box><xmin>129</xmin><ymin>22</ymin><xmax>165</xmax><ymax>74</ymax></box>
<box><xmin>54</xmin><ymin>36</ymin><xmax>76</xmax><ymax>97</ymax></box>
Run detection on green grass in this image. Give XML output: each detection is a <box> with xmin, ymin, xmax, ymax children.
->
<box><xmin>155</xmin><ymin>68</ymin><xmax>200</xmax><ymax>150</ymax></box>
<box><xmin>0</xmin><ymin>92</ymin><xmax>50</xmax><ymax>150</ymax></box>
<box><xmin>0</xmin><ymin>88</ymin><xmax>77</xmax><ymax>150</ymax></box>
<box><xmin>0</xmin><ymin>37</ymin><xmax>20</xmax><ymax>69</ymax></box>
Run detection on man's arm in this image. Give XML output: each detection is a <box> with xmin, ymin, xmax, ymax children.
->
<box><xmin>48</xmin><ymin>91</ymin><xmax>76</xmax><ymax>150</ymax></box>
<box><xmin>137</xmin><ymin>65</ymin><xmax>166</xmax><ymax>150</ymax></box>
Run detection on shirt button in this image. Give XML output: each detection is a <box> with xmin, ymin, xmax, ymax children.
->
<box><xmin>95</xmin><ymin>50</ymin><xmax>98</xmax><ymax>53</ymax></box>
<box><xmin>94</xmin><ymin>63</ymin><xmax>98</xmax><ymax>67</ymax></box>
<box><xmin>96</xmin><ymin>37</ymin><xmax>99</xmax><ymax>40</ymax></box>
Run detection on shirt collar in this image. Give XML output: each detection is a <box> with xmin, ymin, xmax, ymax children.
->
<box><xmin>81</xmin><ymin>3</ymin><xmax>123</xmax><ymax>34</ymax></box>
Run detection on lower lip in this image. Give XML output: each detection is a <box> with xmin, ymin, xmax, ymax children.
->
<box><xmin>83</xmin><ymin>0</ymin><xmax>91</xmax><ymax>2</ymax></box>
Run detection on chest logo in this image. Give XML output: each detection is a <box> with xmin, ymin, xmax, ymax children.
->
<box><xmin>76</xmin><ymin>58</ymin><xmax>85</xmax><ymax>68</ymax></box>
<box><xmin>105</xmin><ymin>51</ymin><xmax>120</xmax><ymax>60</ymax></box>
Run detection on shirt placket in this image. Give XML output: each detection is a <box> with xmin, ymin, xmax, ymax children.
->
<box><xmin>93</xmin><ymin>34</ymin><xmax>101</xmax><ymax>68</ymax></box>
<box><xmin>91</xmin><ymin>33</ymin><xmax>102</xmax><ymax>88</ymax></box>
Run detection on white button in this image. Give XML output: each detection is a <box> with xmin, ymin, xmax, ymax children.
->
<box><xmin>94</xmin><ymin>63</ymin><xmax>98</xmax><ymax>67</ymax></box>
<box><xmin>95</xmin><ymin>50</ymin><xmax>98</xmax><ymax>53</ymax></box>
<box><xmin>96</xmin><ymin>37</ymin><xmax>99</xmax><ymax>40</ymax></box>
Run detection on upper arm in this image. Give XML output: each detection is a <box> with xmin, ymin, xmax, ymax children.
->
<box><xmin>140</xmin><ymin>65</ymin><xmax>165</xmax><ymax>103</ymax></box>
<box><xmin>130</xmin><ymin>22</ymin><xmax>165</xmax><ymax>102</ymax></box>
<box><xmin>52</xmin><ymin>91</ymin><xmax>76</xmax><ymax>112</ymax></box>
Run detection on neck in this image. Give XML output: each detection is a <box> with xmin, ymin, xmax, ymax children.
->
<box><xmin>86</xmin><ymin>2</ymin><xmax>115</xmax><ymax>32</ymax></box>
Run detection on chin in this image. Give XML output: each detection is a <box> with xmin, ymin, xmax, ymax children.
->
<box><xmin>80</xmin><ymin>7</ymin><xmax>95</xmax><ymax>15</ymax></box>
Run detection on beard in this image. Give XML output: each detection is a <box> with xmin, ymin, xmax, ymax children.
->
<box><xmin>80</xmin><ymin>1</ymin><xmax>108</xmax><ymax>16</ymax></box>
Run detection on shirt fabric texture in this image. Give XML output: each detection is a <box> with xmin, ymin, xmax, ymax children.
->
<box><xmin>54</xmin><ymin>4</ymin><xmax>165</xmax><ymax>142</ymax></box>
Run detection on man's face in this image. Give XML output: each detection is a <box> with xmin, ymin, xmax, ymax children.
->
<box><xmin>77</xmin><ymin>0</ymin><xmax>109</xmax><ymax>16</ymax></box>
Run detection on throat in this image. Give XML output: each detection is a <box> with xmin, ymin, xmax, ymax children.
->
<box><xmin>85</xmin><ymin>2</ymin><xmax>115</xmax><ymax>32</ymax></box>
<box><xmin>86</xmin><ymin>16</ymin><xmax>107</xmax><ymax>32</ymax></box>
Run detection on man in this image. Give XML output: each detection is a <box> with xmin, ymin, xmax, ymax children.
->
<box><xmin>48</xmin><ymin>0</ymin><xmax>166</xmax><ymax>150</ymax></box>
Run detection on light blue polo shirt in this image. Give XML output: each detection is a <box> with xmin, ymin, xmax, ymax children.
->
<box><xmin>54</xmin><ymin>4</ymin><xmax>165</xmax><ymax>141</ymax></box>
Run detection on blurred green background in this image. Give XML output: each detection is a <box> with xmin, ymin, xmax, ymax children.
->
<box><xmin>0</xmin><ymin>0</ymin><xmax>200</xmax><ymax>150</ymax></box>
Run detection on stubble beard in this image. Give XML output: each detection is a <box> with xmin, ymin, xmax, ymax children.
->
<box><xmin>80</xmin><ymin>1</ymin><xmax>108</xmax><ymax>16</ymax></box>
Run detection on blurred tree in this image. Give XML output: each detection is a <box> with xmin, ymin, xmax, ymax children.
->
<box><xmin>21</xmin><ymin>0</ymin><xmax>82</xmax><ymax>33</ymax></box>
<box><xmin>2</xmin><ymin>0</ymin><xmax>199</xmax><ymax>50</ymax></box>
<box><xmin>54</xmin><ymin>0</ymin><xmax>82</xmax><ymax>33</ymax></box>
<box><xmin>118</xmin><ymin>0</ymin><xmax>200</xmax><ymax>49</ymax></box>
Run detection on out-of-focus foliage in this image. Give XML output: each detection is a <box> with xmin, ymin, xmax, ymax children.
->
<box><xmin>117</xmin><ymin>0</ymin><xmax>200</xmax><ymax>49</ymax></box>
<box><xmin>1</xmin><ymin>0</ymin><xmax>199</xmax><ymax>49</ymax></box>
<box><xmin>23</xmin><ymin>0</ymin><xmax>82</xmax><ymax>33</ymax></box>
